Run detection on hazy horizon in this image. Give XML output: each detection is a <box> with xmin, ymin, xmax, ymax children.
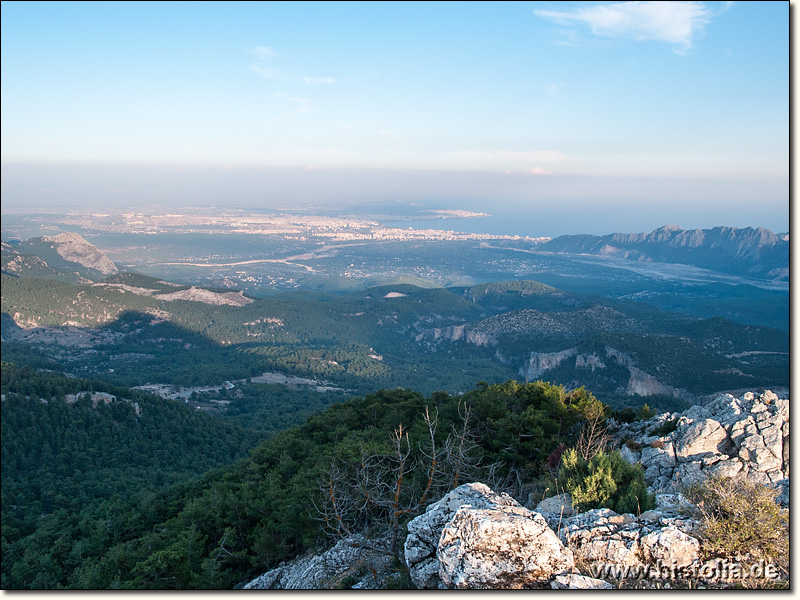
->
<box><xmin>1</xmin><ymin>1</ymin><xmax>789</xmax><ymax>236</ymax></box>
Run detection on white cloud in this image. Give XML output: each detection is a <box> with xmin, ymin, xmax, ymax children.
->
<box><xmin>275</xmin><ymin>94</ymin><xmax>311</xmax><ymax>120</ymax></box>
<box><xmin>545</xmin><ymin>81</ymin><xmax>567</xmax><ymax>96</ymax></box>
<box><xmin>529</xmin><ymin>167</ymin><xmax>553</xmax><ymax>175</ymax></box>
<box><xmin>534</xmin><ymin>1</ymin><xmax>719</xmax><ymax>53</ymax></box>
<box><xmin>303</xmin><ymin>77</ymin><xmax>336</xmax><ymax>85</ymax></box>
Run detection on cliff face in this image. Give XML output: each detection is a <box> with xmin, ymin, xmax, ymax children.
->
<box><xmin>519</xmin><ymin>348</ymin><xmax>577</xmax><ymax>381</ymax></box>
<box><xmin>519</xmin><ymin>345</ymin><xmax>695</xmax><ymax>402</ymax></box>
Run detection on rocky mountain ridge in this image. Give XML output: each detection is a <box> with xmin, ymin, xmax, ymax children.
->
<box><xmin>3</xmin><ymin>233</ymin><xmax>118</xmax><ymax>280</ymax></box>
<box><xmin>541</xmin><ymin>225</ymin><xmax>789</xmax><ymax>280</ymax></box>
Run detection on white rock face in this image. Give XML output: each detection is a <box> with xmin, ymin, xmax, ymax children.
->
<box><xmin>42</xmin><ymin>232</ymin><xmax>119</xmax><ymax>275</ymax></box>
<box><xmin>675</xmin><ymin>418</ymin><xmax>730</xmax><ymax>462</ymax></box>
<box><xmin>404</xmin><ymin>482</ymin><xmax>519</xmax><ymax>589</ymax></box>
<box><xmin>404</xmin><ymin>482</ymin><xmax>575</xmax><ymax>589</ymax></box>
<box><xmin>616</xmin><ymin>390</ymin><xmax>789</xmax><ymax>493</ymax></box>
<box><xmin>559</xmin><ymin>505</ymin><xmax>701</xmax><ymax>574</ymax></box>
<box><xmin>640</xmin><ymin>526</ymin><xmax>700</xmax><ymax>567</ymax></box>
<box><xmin>519</xmin><ymin>348</ymin><xmax>578</xmax><ymax>382</ymax></box>
<box><xmin>438</xmin><ymin>505</ymin><xmax>574</xmax><ymax>589</ymax></box>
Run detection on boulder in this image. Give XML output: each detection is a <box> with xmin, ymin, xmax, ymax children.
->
<box><xmin>560</xmin><ymin>508</ymin><xmax>643</xmax><ymax>568</ymax></box>
<box><xmin>403</xmin><ymin>482</ymin><xmax>518</xmax><ymax>589</ymax></box>
<box><xmin>242</xmin><ymin>534</ymin><xmax>391</xmax><ymax>589</ymax></box>
<box><xmin>703</xmin><ymin>458</ymin><xmax>743</xmax><ymax>479</ymax></box>
<box><xmin>640</xmin><ymin>526</ymin><xmax>700</xmax><ymax>568</ymax></box>
<box><xmin>619</xmin><ymin>444</ymin><xmax>641</xmax><ymax>465</ymax></box>
<box><xmin>641</xmin><ymin>442</ymin><xmax>676</xmax><ymax>469</ymax></box>
<box><xmin>438</xmin><ymin>505</ymin><xmax>574</xmax><ymax>589</ymax></box>
<box><xmin>671</xmin><ymin>463</ymin><xmax>705</xmax><ymax>489</ymax></box>
<box><xmin>738</xmin><ymin>434</ymin><xmax>782</xmax><ymax>472</ymax></box>
<box><xmin>675</xmin><ymin>418</ymin><xmax>729</xmax><ymax>462</ymax></box>
<box><xmin>534</xmin><ymin>493</ymin><xmax>575</xmax><ymax>517</ymax></box>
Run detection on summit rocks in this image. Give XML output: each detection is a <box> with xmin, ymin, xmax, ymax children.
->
<box><xmin>615</xmin><ymin>390</ymin><xmax>789</xmax><ymax>492</ymax></box>
<box><xmin>404</xmin><ymin>483</ymin><xmax>574</xmax><ymax>589</ymax></box>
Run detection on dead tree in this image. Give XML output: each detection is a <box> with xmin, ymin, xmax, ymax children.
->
<box><xmin>314</xmin><ymin>403</ymin><xmax>482</xmax><ymax>559</ymax></box>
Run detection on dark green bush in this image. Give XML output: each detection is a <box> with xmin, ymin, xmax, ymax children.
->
<box><xmin>557</xmin><ymin>448</ymin><xmax>655</xmax><ymax>515</ymax></box>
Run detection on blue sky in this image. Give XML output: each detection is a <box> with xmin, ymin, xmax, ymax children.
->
<box><xmin>0</xmin><ymin>1</ymin><xmax>789</xmax><ymax>234</ymax></box>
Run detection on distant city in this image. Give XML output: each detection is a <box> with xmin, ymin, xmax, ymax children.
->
<box><xmin>54</xmin><ymin>210</ymin><xmax>548</xmax><ymax>243</ymax></box>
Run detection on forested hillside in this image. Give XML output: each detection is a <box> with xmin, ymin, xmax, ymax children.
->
<box><xmin>2</xmin><ymin>375</ymin><xmax>618</xmax><ymax>589</ymax></box>
<box><xmin>0</xmin><ymin>364</ymin><xmax>264</xmax><ymax>588</ymax></box>
<box><xmin>1</xmin><ymin>272</ymin><xmax>788</xmax><ymax>404</ymax></box>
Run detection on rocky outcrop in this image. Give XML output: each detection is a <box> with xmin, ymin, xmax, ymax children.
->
<box><xmin>242</xmin><ymin>534</ymin><xmax>392</xmax><ymax>590</ymax></box>
<box><xmin>41</xmin><ymin>232</ymin><xmax>118</xmax><ymax>275</ymax></box>
<box><xmin>438</xmin><ymin>504</ymin><xmax>573</xmax><ymax>589</ymax></box>
<box><xmin>616</xmin><ymin>390</ymin><xmax>789</xmax><ymax>492</ymax></box>
<box><xmin>416</xmin><ymin>324</ymin><xmax>497</xmax><ymax>347</ymax></box>
<box><xmin>153</xmin><ymin>286</ymin><xmax>254</xmax><ymax>306</ymax></box>
<box><xmin>575</xmin><ymin>353</ymin><xmax>606</xmax><ymax>371</ymax></box>
<box><xmin>404</xmin><ymin>482</ymin><xmax>573</xmax><ymax>589</ymax></box>
<box><xmin>519</xmin><ymin>348</ymin><xmax>577</xmax><ymax>382</ymax></box>
<box><xmin>404</xmin><ymin>483</ymin><xmax>707</xmax><ymax>590</ymax></box>
<box><xmin>555</xmin><ymin>498</ymin><xmax>701</xmax><ymax>573</ymax></box>
<box><xmin>404</xmin><ymin>483</ymin><xmax>520</xmax><ymax>588</ymax></box>
<box><xmin>63</xmin><ymin>390</ymin><xmax>142</xmax><ymax>416</ymax></box>
<box><xmin>626</xmin><ymin>366</ymin><xmax>683</xmax><ymax>398</ymax></box>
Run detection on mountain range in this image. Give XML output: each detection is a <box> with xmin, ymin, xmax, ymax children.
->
<box><xmin>541</xmin><ymin>225</ymin><xmax>789</xmax><ymax>281</ymax></box>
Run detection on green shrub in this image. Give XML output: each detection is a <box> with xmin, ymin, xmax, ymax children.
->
<box><xmin>638</xmin><ymin>404</ymin><xmax>657</xmax><ymax>420</ymax></box>
<box><xmin>558</xmin><ymin>448</ymin><xmax>655</xmax><ymax>515</ymax></box>
<box><xmin>684</xmin><ymin>475</ymin><xmax>789</xmax><ymax>579</ymax></box>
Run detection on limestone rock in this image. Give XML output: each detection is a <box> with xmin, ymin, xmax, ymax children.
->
<box><xmin>703</xmin><ymin>458</ymin><xmax>743</xmax><ymax>479</ymax></box>
<box><xmin>438</xmin><ymin>505</ymin><xmax>574</xmax><ymax>589</ymax></box>
<box><xmin>615</xmin><ymin>390</ymin><xmax>789</xmax><ymax>494</ymax></box>
<box><xmin>641</xmin><ymin>442</ymin><xmax>676</xmax><ymax>468</ymax></box>
<box><xmin>242</xmin><ymin>534</ymin><xmax>391</xmax><ymax>589</ymax></box>
<box><xmin>550</xmin><ymin>574</ymin><xmax>613</xmax><ymax>589</ymax></box>
<box><xmin>675</xmin><ymin>418</ymin><xmax>729</xmax><ymax>462</ymax></box>
<box><xmin>619</xmin><ymin>444</ymin><xmax>641</xmax><ymax>465</ymax></box>
<box><xmin>42</xmin><ymin>232</ymin><xmax>119</xmax><ymax>275</ymax></box>
<box><xmin>640</xmin><ymin>526</ymin><xmax>700</xmax><ymax>568</ymax></box>
<box><xmin>534</xmin><ymin>493</ymin><xmax>575</xmax><ymax>518</ymax></box>
<box><xmin>404</xmin><ymin>482</ymin><xmax>518</xmax><ymax>589</ymax></box>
